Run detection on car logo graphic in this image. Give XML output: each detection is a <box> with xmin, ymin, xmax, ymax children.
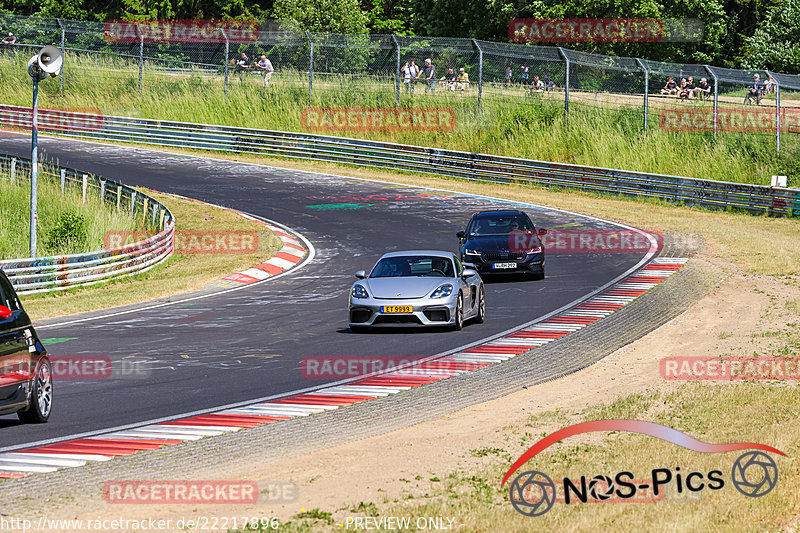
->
<box><xmin>397</xmin><ymin>292</ymin><xmax>401</xmax><ymax>296</ymax></box>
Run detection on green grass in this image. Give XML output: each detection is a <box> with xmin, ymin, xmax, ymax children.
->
<box><xmin>0</xmin><ymin>52</ymin><xmax>798</xmax><ymax>187</ymax></box>
<box><xmin>0</xmin><ymin>174</ymin><xmax>145</xmax><ymax>259</ymax></box>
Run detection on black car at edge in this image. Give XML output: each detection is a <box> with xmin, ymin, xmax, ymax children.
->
<box><xmin>0</xmin><ymin>269</ymin><xmax>52</xmax><ymax>423</ymax></box>
<box><xmin>457</xmin><ymin>210</ymin><xmax>546</xmax><ymax>279</ymax></box>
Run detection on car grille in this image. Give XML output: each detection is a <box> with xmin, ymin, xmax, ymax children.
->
<box><xmin>373</xmin><ymin>315</ymin><xmax>422</xmax><ymax>325</ymax></box>
<box><xmin>482</xmin><ymin>252</ymin><xmax>525</xmax><ymax>261</ymax></box>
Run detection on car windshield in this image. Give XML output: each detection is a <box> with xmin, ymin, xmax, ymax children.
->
<box><xmin>468</xmin><ymin>216</ymin><xmax>533</xmax><ymax>236</ymax></box>
<box><xmin>370</xmin><ymin>256</ymin><xmax>455</xmax><ymax>278</ymax></box>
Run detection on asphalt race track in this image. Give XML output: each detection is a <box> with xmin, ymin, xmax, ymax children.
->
<box><xmin>0</xmin><ymin>136</ymin><xmax>649</xmax><ymax>450</ymax></box>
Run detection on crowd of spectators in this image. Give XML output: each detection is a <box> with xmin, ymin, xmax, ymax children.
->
<box><xmin>400</xmin><ymin>58</ymin><xmax>471</xmax><ymax>94</ymax></box>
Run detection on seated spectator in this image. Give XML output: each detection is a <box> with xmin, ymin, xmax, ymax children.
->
<box><xmin>531</xmin><ymin>75</ymin><xmax>545</xmax><ymax>94</ymax></box>
<box><xmin>255</xmin><ymin>55</ymin><xmax>274</xmax><ymax>88</ymax></box>
<box><xmin>680</xmin><ymin>77</ymin><xmax>696</xmax><ymax>99</ymax></box>
<box><xmin>456</xmin><ymin>68</ymin><xmax>469</xmax><ymax>92</ymax></box>
<box><xmin>746</xmin><ymin>74</ymin><xmax>764</xmax><ymax>104</ymax></box>
<box><xmin>765</xmin><ymin>75</ymin><xmax>776</xmax><ymax>94</ymax></box>
<box><xmin>696</xmin><ymin>77</ymin><xmax>712</xmax><ymax>99</ymax></box>
<box><xmin>660</xmin><ymin>76</ymin><xmax>678</xmax><ymax>95</ymax></box>
<box><xmin>440</xmin><ymin>67</ymin><xmax>457</xmax><ymax>91</ymax></box>
<box><xmin>1</xmin><ymin>32</ymin><xmax>15</xmax><ymax>52</ymax></box>
<box><xmin>543</xmin><ymin>73</ymin><xmax>556</xmax><ymax>91</ymax></box>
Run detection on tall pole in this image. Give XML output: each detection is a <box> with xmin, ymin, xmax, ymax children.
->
<box><xmin>58</xmin><ymin>19</ymin><xmax>65</xmax><ymax>95</ymax></box>
<box><xmin>558</xmin><ymin>47</ymin><xmax>570</xmax><ymax>123</ymax></box>
<box><xmin>305</xmin><ymin>31</ymin><xmax>314</xmax><ymax>101</ymax></box>
<box><xmin>767</xmin><ymin>70</ymin><xmax>780</xmax><ymax>153</ymax></box>
<box><xmin>221</xmin><ymin>29</ymin><xmax>229</xmax><ymax>97</ymax></box>
<box><xmin>137</xmin><ymin>24</ymin><xmax>144</xmax><ymax>95</ymax></box>
<box><xmin>30</xmin><ymin>78</ymin><xmax>39</xmax><ymax>257</ymax></box>
<box><xmin>705</xmin><ymin>66</ymin><xmax>718</xmax><ymax>140</ymax></box>
<box><xmin>635</xmin><ymin>58</ymin><xmax>648</xmax><ymax>131</ymax></box>
<box><xmin>472</xmin><ymin>39</ymin><xmax>483</xmax><ymax>107</ymax></box>
<box><xmin>391</xmin><ymin>34</ymin><xmax>400</xmax><ymax>108</ymax></box>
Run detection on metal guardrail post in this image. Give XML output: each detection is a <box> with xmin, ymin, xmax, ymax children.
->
<box><xmin>57</xmin><ymin>19</ymin><xmax>65</xmax><ymax>95</ymax></box>
<box><xmin>391</xmin><ymin>35</ymin><xmax>400</xmax><ymax>108</ymax></box>
<box><xmin>60</xmin><ymin>168</ymin><xmax>65</xmax><ymax>192</ymax></box>
<box><xmin>305</xmin><ymin>31</ymin><xmax>314</xmax><ymax>101</ymax></box>
<box><xmin>766</xmin><ymin>70</ymin><xmax>780</xmax><ymax>153</ymax></box>
<box><xmin>557</xmin><ymin>47</ymin><xmax>570</xmax><ymax>122</ymax></box>
<box><xmin>704</xmin><ymin>65</ymin><xmax>718</xmax><ymax>140</ymax></box>
<box><xmin>10</xmin><ymin>158</ymin><xmax>15</xmax><ymax>184</ymax></box>
<box><xmin>472</xmin><ymin>39</ymin><xmax>483</xmax><ymax>107</ymax></box>
<box><xmin>221</xmin><ymin>29</ymin><xmax>229</xmax><ymax>97</ymax></box>
<box><xmin>635</xmin><ymin>58</ymin><xmax>648</xmax><ymax>131</ymax></box>
<box><xmin>136</xmin><ymin>24</ymin><xmax>144</xmax><ymax>95</ymax></box>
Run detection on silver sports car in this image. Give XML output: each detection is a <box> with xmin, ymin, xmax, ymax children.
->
<box><xmin>348</xmin><ymin>251</ymin><xmax>485</xmax><ymax>331</ymax></box>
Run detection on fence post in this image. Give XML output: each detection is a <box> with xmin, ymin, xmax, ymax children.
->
<box><xmin>472</xmin><ymin>39</ymin><xmax>483</xmax><ymax>107</ymax></box>
<box><xmin>635</xmin><ymin>58</ymin><xmax>648</xmax><ymax>131</ymax></box>
<box><xmin>100</xmin><ymin>179</ymin><xmax>106</xmax><ymax>203</ymax></box>
<box><xmin>136</xmin><ymin>24</ymin><xmax>144</xmax><ymax>95</ymax></box>
<box><xmin>391</xmin><ymin>34</ymin><xmax>400</xmax><ymax>108</ymax></box>
<box><xmin>60</xmin><ymin>168</ymin><xmax>65</xmax><ymax>192</ymax></box>
<box><xmin>131</xmin><ymin>191</ymin><xmax>136</xmax><ymax>214</ymax></box>
<box><xmin>10</xmin><ymin>158</ymin><xmax>15</xmax><ymax>184</ymax></box>
<box><xmin>82</xmin><ymin>173</ymin><xmax>88</xmax><ymax>203</ymax></box>
<box><xmin>305</xmin><ymin>31</ymin><xmax>314</xmax><ymax>101</ymax></box>
<box><xmin>57</xmin><ymin>19</ymin><xmax>65</xmax><ymax>95</ymax></box>
<box><xmin>767</xmin><ymin>70</ymin><xmax>780</xmax><ymax>153</ymax></box>
<box><xmin>705</xmin><ymin>66</ymin><xmax>718</xmax><ymax>140</ymax></box>
<box><xmin>117</xmin><ymin>185</ymin><xmax>122</xmax><ymax>209</ymax></box>
<box><xmin>221</xmin><ymin>29</ymin><xmax>229</xmax><ymax>98</ymax></box>
<box><xmin>558</xmin><ymin>47</ymin><xmax>570</xmax><ymax>122</ymax></box>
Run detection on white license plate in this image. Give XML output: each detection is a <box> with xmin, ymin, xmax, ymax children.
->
<box><xmin>492</xmin><ymin>262</ymin><xmax>517</xmax><ymax>269</ymax></box>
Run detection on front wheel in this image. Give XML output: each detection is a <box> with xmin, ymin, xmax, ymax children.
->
<box><xmin>474</xmin><ymin>286</ymin><xmax>486</xmax><ymax>324</ymax></box>
<box><xmin>18</xmin><ymin>359</ymin><xmax>52</xmax><ymax>423</ymax></box>
<box><xmin>452</xmin><ymin>293</ymin><xmax>464</xmax><ymax>331</ymax></box>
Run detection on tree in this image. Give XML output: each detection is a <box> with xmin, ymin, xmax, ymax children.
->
<box><xmin>742</xmin><ymin>0</ymin><xmax>800</xmax><ymax>73</ymax></box>
<box><xmin>273</xmin><ymin>0</ymin><xmax>368</xmax><ymax>34</ymax></box>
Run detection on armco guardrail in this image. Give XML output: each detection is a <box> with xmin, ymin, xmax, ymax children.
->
<box><xmin>0</xmin><ymin>153</ymin><xmax>174</xmax><ymax>294</ymax></box>
<box><xmin>1</xmin><ymin>104</ymin><xmax>798</xmax><ymax>217</ymax></box>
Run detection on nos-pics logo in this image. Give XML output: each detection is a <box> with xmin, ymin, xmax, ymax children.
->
<box><xmin>502</xmin><ymin>420</ymin><xmax>784</xmax><ymax>517</ymax></box>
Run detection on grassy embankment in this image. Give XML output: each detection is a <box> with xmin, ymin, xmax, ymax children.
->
<box><xmin>0</xmin><ymin>53</ymin><xmax>797</xmax><ymax>187</ymax></box>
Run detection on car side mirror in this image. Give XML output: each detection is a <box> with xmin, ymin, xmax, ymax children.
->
<box><xmin>462</xmin><ymin>268</ymin><xmax>477</xmax><ymax>278</ymax></box>
<box><xmin>355</xmin><ymin>270</ymin><xmax>367</xmax><ymax>279</ymax></box>
<box><xmin>537</xmin><ymin>228</ymin><xmax>548</xmax><ymax>236</ymax></box>
<box><xmin>0</xmin><ymin>305</ymin><xmax>12</xmax><ymax>320</ymax></box>
<box><xmin>456</xmin><ymin>231</ymin><xmax>465</xmax><ymax>239</ymax></box>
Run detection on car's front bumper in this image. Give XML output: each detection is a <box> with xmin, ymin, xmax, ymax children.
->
<box><xmin>349</xmin><ymin>295</ymin><xmax>458</xmax><ymax>328</ymax></box>
<box><xmin>462</xmin><ymin>252</ymin><xmax>544</xmax><ymax>274</ymax></box>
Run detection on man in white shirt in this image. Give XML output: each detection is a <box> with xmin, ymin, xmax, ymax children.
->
<box><xmin>401</xmin><ymin>59</ymin><xmax>419</xmax><ymax>93</ymax></box>
<box><xmin>256</xmin><ymin>55</ymin><xmax>274</xmax><ymax>88</ymax></box>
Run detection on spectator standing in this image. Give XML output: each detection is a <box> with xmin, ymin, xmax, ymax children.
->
<box><xmin>505</xmin><ymin>66</ymin><xmax>512</xmax><ymax>87</ymax></box>
<box><xmin>520</xmin><ymin>65</ymin><xmax>530</xmax><ymax>85</ymax></box>
<box><xmin>401</xmin><ymin>59</ymin><xmax>419</xmax><ymax>93</ymax></box>
<box><xmin>255</xmin><ymin>55</ymin><xmax>274</xmax><ymax>88</ymax></box>
<box><xmin>456</xmin><ymin>67</ymin><xmax>469</xmax><ymax>93</ymax></box>
<box><xmin>418</xmin><ymin>58</ymin><xmax>436</xmax><ymax>92</ymax></box>
<box><xmin>440</xmin><ymin>68</ymin><xmax>457</xmax><ymax>91</ymax></box>
<box><xmin>1</xmin><ymin>32</ymin><xmax>15</xmax><ymax>54</ymax></box>
<box><xmin>236</xmin><ymin>53</ymin><xmax>251</xmax><ymax>84</ymax></box>
<box><xmin>661</xmin><ymin>76</ymin><xmax>678</xmax><ymax>95</ymax></box>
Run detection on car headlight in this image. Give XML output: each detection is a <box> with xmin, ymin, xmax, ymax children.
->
<box><xmin>464</xmin><ymin>249</ymin><xmax>481</xmax><ymax>256</ymax></box>
<box><xmin>351</xmin><ymin>284</ymin><xmax>369</xmax><ymax>299</ymax></box>
<box><xmin>430</xmin><ymin>283</ymin><xmax>453</xmax><ymax>298</ymax></box>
